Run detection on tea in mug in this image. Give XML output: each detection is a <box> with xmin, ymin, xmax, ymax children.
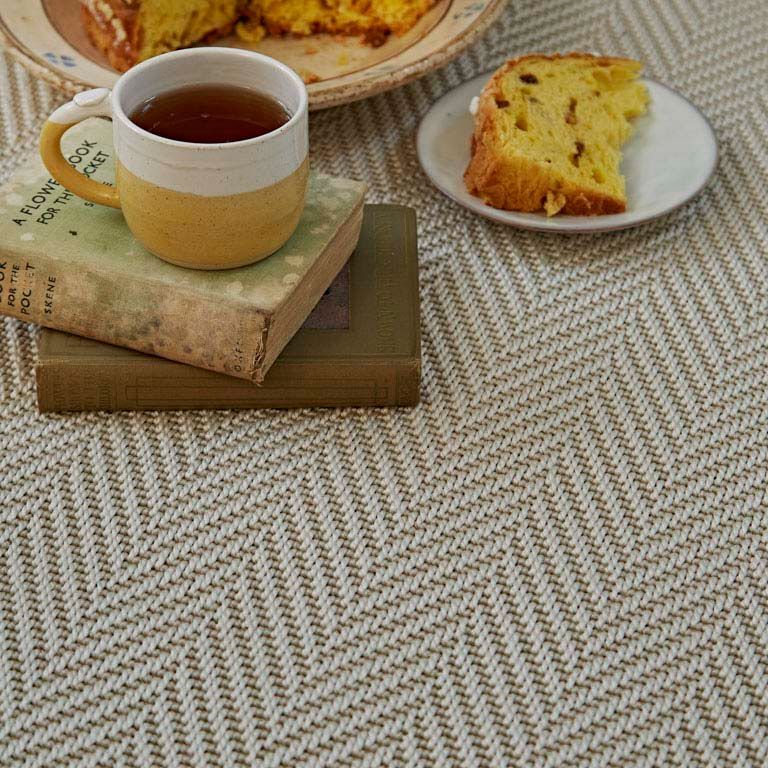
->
<box><xmin>129</xmin><ymin>84</ymin><xmax>291</xmax><ymax>143</ymax></box>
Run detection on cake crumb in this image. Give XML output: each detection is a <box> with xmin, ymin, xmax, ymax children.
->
<box><xmin>235</xmin><ymin>20</ymin><xmax>266</xmax><ymax>43</ymax></box>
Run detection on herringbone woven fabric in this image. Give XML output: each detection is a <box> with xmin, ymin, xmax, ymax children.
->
<box><xmin>2</xmin><ymin>1</ymin><xmax>768</xmax><ymax>765</ymax></box>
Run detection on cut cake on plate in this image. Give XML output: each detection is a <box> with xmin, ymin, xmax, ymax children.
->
<box><xmin>464</xmin><ymin>53</ymin><xmax>649</xmax><ymax>216</ymax></box>
<box><xmin>81</xmin><ymin>0</ymin><xmax>439</xmax><ymax>72</ymax></box>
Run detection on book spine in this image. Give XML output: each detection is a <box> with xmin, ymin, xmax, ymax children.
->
<box><xmin>0</xmin><ymin>252</ymin><xmax>267</xmax><ymax>381</ymax></box>
<box><xmin>35</xmin><ymin>358</ymin><xmax>421</xmax><ymax>412</ymax></box>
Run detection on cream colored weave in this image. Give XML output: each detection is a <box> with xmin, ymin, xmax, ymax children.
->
<box><xmin>2</xmin><ymin>0</ymin><xmax>768</xmax><ymax>765</ymax></box>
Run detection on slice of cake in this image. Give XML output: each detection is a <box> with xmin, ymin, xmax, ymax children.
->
<box><xmin>81</xmin><ymin>0</ymin><xmax>247</xmax><ymax>72</ymax></box>
<box><xmin>464</xmin><ymin>53</ymin><xmax>650</xmax><ymax>216</ymax></box>
<box><xmin>81</xmin><ymin>0</ymin><xmax>439</xmax><ymax>73</ymax></box>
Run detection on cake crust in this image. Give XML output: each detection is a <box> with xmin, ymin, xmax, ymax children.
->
<box><xmin>81</xmin><ymin>2</ymin><xmax>139</xmax><ymax>71</ymax></box>
<box><xmin>464</xmin><ymin>52</ymin><xmax>646</xmax><ymax>216</ymax></box>
<box><xmin>82</xmin><ymin>2</ymin><xmax>242</xmax><ymax>72</ymax></box>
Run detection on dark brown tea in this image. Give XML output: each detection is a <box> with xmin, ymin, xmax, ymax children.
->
<box><xmin>129</xmin><ymin>84</ymin><xmax>291</xmax><ymax>143</ymax></box>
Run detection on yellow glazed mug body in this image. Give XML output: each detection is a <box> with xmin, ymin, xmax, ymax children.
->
<box><xmin>39</xmin><ymin>48</ymin><xmax>309</xmax><ymax>270</ymax></box>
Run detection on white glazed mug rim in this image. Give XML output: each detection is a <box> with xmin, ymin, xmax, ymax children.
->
<box><xmin>110</xmin><ymin>46</ymin><xmax>309</xmax><ymax>151</ymax></box>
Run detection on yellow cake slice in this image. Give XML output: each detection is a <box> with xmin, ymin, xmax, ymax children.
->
<box><xmin>81</xmin><ymin>0</ymin><xmax>246</xmax><ymax>72</ymax></box>
<box><xmin>81</xmin><ymin>0</ymin><xmax>438</xmax><ymax>73</ymax></box>
<box><xmin>464</xmin><ymin>53</ymin><xmax>649</xmax><ymax>216</ymax></box>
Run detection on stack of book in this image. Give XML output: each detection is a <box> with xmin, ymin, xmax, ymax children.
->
<box><xmin>0</xmin><ymin>122</ymin><xmax>420</xmax><ymax>412</ymax></box>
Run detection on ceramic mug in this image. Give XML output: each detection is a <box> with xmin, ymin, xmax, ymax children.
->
<box><xmin>39</xmin><ymin>48</ymin><xmax>309</xmax><ymax>270</ymax></box>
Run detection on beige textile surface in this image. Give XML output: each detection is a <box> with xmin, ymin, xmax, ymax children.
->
<box><xmin>1</xmin><ymin>1</ymin><xmax>768</xmax><ymax>766</ymax></box>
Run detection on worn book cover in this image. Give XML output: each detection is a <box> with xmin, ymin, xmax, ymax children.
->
<box><xmin>36</xmin><ymin>205</ymin><xmax>420</xmax><ymax>412</ymax></box>
<box><xmin>0</xmin><ymin>119</ymin><xmax>366</xmax><ymax>382</ymax></box>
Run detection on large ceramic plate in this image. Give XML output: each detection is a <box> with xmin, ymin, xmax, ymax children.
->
<box><xmin>0</xmin><ymin>0</ymin><xmax>505</xmax><ymax>110</ymax></box>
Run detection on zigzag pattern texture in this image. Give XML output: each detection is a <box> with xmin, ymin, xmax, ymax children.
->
<box><xmin>2</xmin><ymin>0</ymin><xmax>768</xmax><ymax>765</ymax></box>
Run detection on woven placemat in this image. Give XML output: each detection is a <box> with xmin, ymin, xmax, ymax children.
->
<box><xmin>2</xmin><ymin>1</ymin><xmax>768</xmax><ymax>766</ymax></box>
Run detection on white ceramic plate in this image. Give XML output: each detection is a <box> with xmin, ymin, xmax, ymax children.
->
<box><xmin>0</xmin><ymin>0</ymin><xmax>504</xmax><ymax>110</ymax></box>
<box><xmin>417</xmin><ymin>72</ymin><xmax>719</xmax><ymax>232</ymax></box>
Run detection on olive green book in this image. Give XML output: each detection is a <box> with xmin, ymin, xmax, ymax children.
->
<box><xmin>0</xmin><ymin>119</ymin><xmax>365</xmax><ymax>382</ymax></box>
<box><xmin>35</xmin><ymin>205</ymin><xmax>420</xmax><ymax>412</ymax></box>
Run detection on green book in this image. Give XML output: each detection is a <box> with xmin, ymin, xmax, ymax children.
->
<box><xmin>0</xmin><ymin>119</ymin><xmax>366</xmax><ymax>382</ymax></box>
<box><xmin>35</xmin><ymin>205</ymin><xmax>421</xmax><ymax>412</ymax></box>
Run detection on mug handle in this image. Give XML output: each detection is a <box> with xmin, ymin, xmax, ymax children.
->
<box><xmin>39</xmin><ymin>88</ymin><xmax>120</xmax><ymax>209</ymax></box>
